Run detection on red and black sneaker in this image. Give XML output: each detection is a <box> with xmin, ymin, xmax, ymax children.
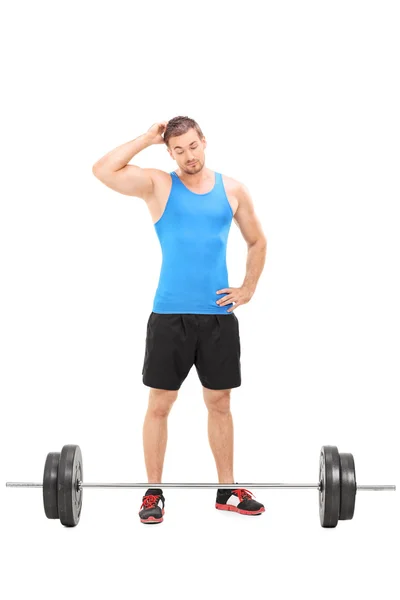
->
<box><xmin>215</xmin><ymin>487</ymin><xmax>265</xmax><ymax>516</ymax></box>
<box><xmin>139</xmin><ymin>488</ymin><xmax>165</xmax><ymax>524</ymax></box>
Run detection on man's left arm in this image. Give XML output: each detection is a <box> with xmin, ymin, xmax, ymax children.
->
<box><xmin>216</xmin><ymin>182</ymin><xmax>267</xmax><ymax>312</ymax></box>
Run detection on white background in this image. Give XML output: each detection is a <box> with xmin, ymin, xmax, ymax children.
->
<box><xmin>1</xmin><ymin>0</ymin><xmax>399</xmax><ymax>597</ymax></box>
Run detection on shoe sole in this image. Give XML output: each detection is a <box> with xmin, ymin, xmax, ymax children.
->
<box><xmin>140</xmin><ymin>508</ymin><xmax>165</xmax><ymax>524</ymax></box>
<box><xmin>215</xmin><ymin>502</ymin><xmax>265</xmax><ymax>516</ymax></box>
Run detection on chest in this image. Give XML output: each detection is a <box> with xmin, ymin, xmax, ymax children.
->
<box><xmin>149</xmin><ymin>173</ymin><xmax>238</xmax><ymax>225</ymax></box>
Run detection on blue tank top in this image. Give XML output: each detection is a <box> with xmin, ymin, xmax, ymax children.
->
<box><xmin>152</xmin><ymin>170</ymin><xmax>234</xmax><ymax>314</ymax></box>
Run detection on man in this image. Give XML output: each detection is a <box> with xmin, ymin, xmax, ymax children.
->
<box><xmin>92</xmin><ymin>116</ymin><xmax>267</xmax><ymax>524</ymax></box>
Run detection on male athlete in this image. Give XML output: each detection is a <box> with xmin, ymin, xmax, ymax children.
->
<box><xmin>92</xmin><ymin>116</ymin><xmax>267</xmax><ymax>524</ymax></box>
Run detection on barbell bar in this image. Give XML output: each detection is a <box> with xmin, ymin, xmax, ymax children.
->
<box><xmin>5</xmin><ymin>444</ymin><xmax>396</xmax><ymax>528</ymax></box>
<box><xmin>6</xmin><ymin>482</ymin><xmax>394</xmax><ymax>490</ymax></box>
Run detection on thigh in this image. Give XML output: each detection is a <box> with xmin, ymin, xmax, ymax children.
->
<box><xmin>142</xmin><ymin>313</ymin><xmax>196</xmax><ymax>390</ymax></box>
<box><xmin>195</xmin><ymin>314</ymin><xmax>241</xmax><ymax>390</ymax></box>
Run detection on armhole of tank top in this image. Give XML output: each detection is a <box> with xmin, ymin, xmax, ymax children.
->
<box><xmin>219</xmin><ymin>173</ymin><xmax>234</xmax><ymax>218</ymax></box>
<box><xmin>153</xmin><ymin>172</ymin><xmax>175</xmax><ymax>228</ymax></box>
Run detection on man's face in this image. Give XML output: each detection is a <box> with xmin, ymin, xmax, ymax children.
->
<box><xmin>167</xmin><ymin>128</ymin><xmax>206</xmax><ymax>174</ymax></box>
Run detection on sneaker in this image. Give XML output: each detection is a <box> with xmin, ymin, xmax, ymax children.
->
<box><xmin>215</xmin><ymin>487</ymin><xmax>265</xmax><ymax>516</ymax></box>
<box><xmin>139</xmin><ymin>488</ymin><xmax>165</xmax><ymax>524</ymax></box>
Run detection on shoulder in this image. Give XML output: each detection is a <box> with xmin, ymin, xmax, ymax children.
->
<box><xmin>143</xmin><ymin>168</ymin><xmax>173</xmax><ymax>200</ymax></box>
<box><xmin>143</xmin><ymin>168</ymin><xmax>173</xmax><ymax>186</ymax></box>
<box><xmin>220</xmin><ymin>173</ymin><xmax>250</xmax><ymax>203</ymax></box>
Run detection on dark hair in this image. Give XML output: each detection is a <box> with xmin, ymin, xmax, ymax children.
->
<box><xmin>164</xmin><ymin>116</ymin><xmax>204</xmax><ymax>147</ymax></box>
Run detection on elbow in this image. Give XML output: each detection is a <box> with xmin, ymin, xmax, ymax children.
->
<box><xmin>92</xmin><ymin>163</ymin><xmax>107</xmax><ymax>180</ymax></box>
<box><xmin>92</xmin><ymin>162</ymin><xmax>102</xmax><ymax>176</ymax></box>
<box><xmin>250</xmin><ymin>236</ymin><xmax>267</xmax><ymax>248</ymax></box>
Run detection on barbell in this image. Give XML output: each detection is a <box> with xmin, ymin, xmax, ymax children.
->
<box><xmin>5</xmin><ymin>444</ymin><xmax>396</xmax><ymax>528</ymax></box>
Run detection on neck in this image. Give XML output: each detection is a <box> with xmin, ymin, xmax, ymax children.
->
<box><xmin>177</xmin><ymin>165</ymin><xmax>212</xmax><ymax>185</ymax></box>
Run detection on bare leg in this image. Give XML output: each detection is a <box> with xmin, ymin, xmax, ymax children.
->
<box><xmin>142</xmin><ymin>388</ymin><xmax>178</xmax><ymax>484</ymax></box>
<box><xmin>203</xmin><ymin>388</ymin><xmax>234</xmax><ymax>484</ymax></box>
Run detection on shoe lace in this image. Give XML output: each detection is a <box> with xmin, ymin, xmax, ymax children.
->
<box><xmin>232</xmin><ymin>488</ymin><xmax>254</xmax><ymax>502</ymax></box>
<box><xmin>141</xmin><ymin>494</ymin><xmax>160</xmax><ymax>509</ymax></box>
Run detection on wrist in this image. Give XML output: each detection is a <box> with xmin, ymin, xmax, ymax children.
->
<box><xmin>242</xmin><ymin>283</ymin><xmax>255</xmax><ymax>294</ymax></box>
<box><xmin>141</xmin><ymin>132</ymin><xmax>156</xmax><ymax>146</ymax></box>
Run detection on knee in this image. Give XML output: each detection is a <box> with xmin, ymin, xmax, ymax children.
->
<box><xmin>204</xmin><ymin>389</ymin><xmax>231</xmax><ymax>414</ymax></box>
<box><xmin>148</xmin><ymin>388</ymin><xmax>178</xmax><ymax>418</ymax></box>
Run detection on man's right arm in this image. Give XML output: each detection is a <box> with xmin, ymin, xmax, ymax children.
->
<box><xmin>92</xmin><ymin>132</ymin><xmax>160</xmax><ymax>201</ymax></box>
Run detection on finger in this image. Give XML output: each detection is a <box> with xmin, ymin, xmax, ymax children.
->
<box><xmin>216</xmin><ymin>293</ymin><xmax>233</xmax><ymax>303</ymax></box>
<box><xmin>227</xmin><ymin>304</ymin><xmax>240</xmax><ymax>313</ymax></box>
<box><xmin>219</xmin><ymin>296</ymin><xmax>234</xmax><ymax>306</ymax></box>
<box><xmin>216</xmin><ymin>289</ymin><xmax>231</xmax><ymax>295</ymax></box>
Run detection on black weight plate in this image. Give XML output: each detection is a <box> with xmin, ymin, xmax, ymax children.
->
<box><xmin>43</xmin><ymin>452</ymin><xmax>60</xmax><ymax>519</ymax></box>
<box><xmin>319</xmin><ymin>446</ymin><xmax>341</xmax><ymax>528</ymax></box>
<box><xmin>339</xmin><ymin>452</ymin><xmax>356</xmax><ymax>520</ymax></box>
<box><xmin>57</xmin><ymin>445</ymin><xmax>83</xmax><ymax>527</ymax></box>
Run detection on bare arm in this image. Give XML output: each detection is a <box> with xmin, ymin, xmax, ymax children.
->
<box><xmin>92</xmin><ymin>122</ymin><xmax>167</xmax><ymax>200</ymax></box>
<box><xmin>233</xmin><ymin>182</ymin><xmax>267</xmax><ymax>293</ymax></box>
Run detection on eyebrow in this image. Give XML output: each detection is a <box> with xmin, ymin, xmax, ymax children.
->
<box><xmin>173</xmin><ymin>141</ymin><xmax>199</xmax><ymax>150</ymax></box>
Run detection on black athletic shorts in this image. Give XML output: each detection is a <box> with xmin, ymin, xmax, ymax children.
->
<box><xmin>142</xmin><ymin>312</ymin><xmax>241</xmax><ymax>391</ymax></box>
